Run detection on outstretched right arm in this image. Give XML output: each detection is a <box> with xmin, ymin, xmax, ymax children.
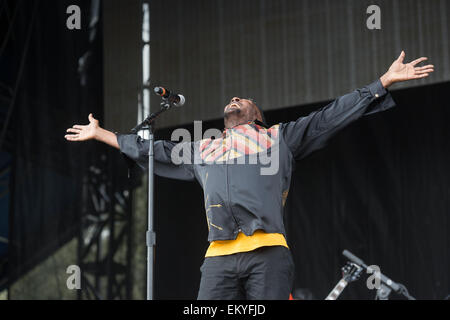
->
<box><xmin>65</xmin><ymin>113</ymin><xmax>119</xmax><ymax>149</ymax></box>
<box><xmin>65</xmin><ymin>114</ymin><xmax>196</xmax><ymax>181</ymax></box>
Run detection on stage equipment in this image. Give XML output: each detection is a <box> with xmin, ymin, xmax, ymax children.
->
<box><xmin>78</xmin><ymin>151</ymin><xmax>133</xmax><ymax>300</ymax></box>
<box><xmin>131</xmin><ymin>86</ymin><xmax>185</xmax><ymax>300</ymax></box>
<box><xmin>325</xmin><ymin>262</ymin><xmax>363</xmax><ymax>300</ymax></box>
<box><xmin>342</xmin><ymin>250</ymin><xmax>416</xmax><ymax>300</ymax></box>
<box><xmin>154</xmin><ymin>87</ymin><xmax>186</xmax><ymax>107</ymax></box>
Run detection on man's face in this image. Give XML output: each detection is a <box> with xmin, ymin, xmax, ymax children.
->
<box><xmin>224</xmin><ymin>97</ymin><xmax>261</xmax><ymax>128</ymax></box>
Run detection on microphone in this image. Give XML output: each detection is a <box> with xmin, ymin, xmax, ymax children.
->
<box><xmin>154</xmin><ymin>86</ymin><xmax>186</xmax><ymax>107</ymax></box>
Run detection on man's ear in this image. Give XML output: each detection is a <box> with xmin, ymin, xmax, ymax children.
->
<box><xmin>254</xmin><ymin>105</ymin><xmax>266</xmax><ymax>125</ymax></box>
<box><xmin>250</xmin><ymin>104</ymin><xmax>261</xmax><ymax>121</ymax></box>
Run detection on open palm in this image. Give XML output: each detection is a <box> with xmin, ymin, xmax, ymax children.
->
<box><xmin>65</xmin><ymin>113</ymin><xmax>99</xmax><ymax>141</ymax></box>
<box><xmin>387</xmin><ymin>51</ymin><xmax>434</xmax><ymax>82</ymax></box>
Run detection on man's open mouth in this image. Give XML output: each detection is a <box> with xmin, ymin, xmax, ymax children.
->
<box><xmin>225</xmin><ymin>103</ymin><xmax>241</xmax><ymax>112</ymax></box>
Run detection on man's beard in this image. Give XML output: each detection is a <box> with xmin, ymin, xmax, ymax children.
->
<box><xmin>224</xmin><ymin>108</ymin><xmax>241</xmax><ymax>119</ymax></box>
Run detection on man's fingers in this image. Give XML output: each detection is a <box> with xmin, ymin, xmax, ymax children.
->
<box><xmin>72</xmin><ymin>125</ymin><xmax>85</xmax><ymax>130</ymax></box>
<box><xmin>88</xmin><ymin>113</ymin><xmax>95</xmax><ymax>122</ymax></box>
<box><xmin>415</xmin><ymin>64</ymin><xmax>434</xmax><ymax>71</ymax></box>
<box><xmin>415</xmin><ymin>68</ymin><xmax>434</xmax><ymax>75</ymax></box>
<box><xmin>410</xmin><ymin>57</ymin><xmax>428</xmax><ymax>66</ymax></box>
<box><xmin>413</xmin><ymin>73</ymin><xmax>429</xmax><ymax>79</ymax></box>
<box><xmin>397</xmin><ymin>50</ymin><xmax>405</xmax><ymax>63</ymax></box>
<box><xmin>67</xmin><ymin>128</ymin><xmax>81</xmax><ymax>134</ymax></box>
<box><xmin>65</xmin><ymin>134</ymin><xmax>80</xmax><ymax>141</ymax></box>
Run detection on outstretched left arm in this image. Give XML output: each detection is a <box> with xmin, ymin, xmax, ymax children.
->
<box><xmin>281</xmin><ymin>51</ymin><xmax>434</xmax><ymax>160</ymax></box>
<box><xmin>380</xmin><ymin>51</ymin><xmax>434</xmax><ymax>88</ymax></box>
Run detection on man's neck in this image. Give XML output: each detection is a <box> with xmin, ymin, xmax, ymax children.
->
<box><xmin>224</xmin><ymin>118</ymin><xmax>256</xmax><ymax>129</ymax></box>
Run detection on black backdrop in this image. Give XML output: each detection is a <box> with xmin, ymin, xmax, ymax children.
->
<box><xmin>7</xmin><ymin>0</ymin><xmax>103</xmax><ymax>284</ymax></box>
<box><xmin>153</xmin><ymin>81</ymin><xmax>450</xmax><ymax>300</ymax></box>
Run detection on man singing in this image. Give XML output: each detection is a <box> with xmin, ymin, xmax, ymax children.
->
<box><xmin>65</xmin><ymin>51</ymin><xmax>433</xmax><ymax>299</ymax></box>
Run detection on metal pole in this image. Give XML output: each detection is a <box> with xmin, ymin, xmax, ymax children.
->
<box><xmin>146</xmin><ymin>127</ymin><xmax>156</xmax><ymax>300</ymax></box>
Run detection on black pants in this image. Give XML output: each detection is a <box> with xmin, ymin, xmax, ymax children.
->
<box><xmin>197</xmin><ymin>246</ymin><xmax>295</xmax><ymax>300</ymax></box>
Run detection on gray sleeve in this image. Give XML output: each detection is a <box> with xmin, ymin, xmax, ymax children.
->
<box><xmin>280</xmin><ymin>79</ymin><xmax>396</xmax><ymax>160</ymax></box>
<box><xmin>116</xmin><ymin>134</ymin><xmax>196</xmax><ymax>182</ymax></box>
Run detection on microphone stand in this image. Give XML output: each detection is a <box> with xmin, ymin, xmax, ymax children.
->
<box><xmin>342</xmin><ymin>250</ymin><xmax>416</xmax><ymax>300</ymax></box>
<box><xmin>130</xmin><ymin>97</ymin><xmax>173</xmax><ymax>300</ymax></box>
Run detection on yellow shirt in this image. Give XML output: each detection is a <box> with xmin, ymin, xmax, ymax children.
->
<box><xmin>205</xmin><ymin>230</ymin><xmax>289</xmax><ymax>257</ymax></box>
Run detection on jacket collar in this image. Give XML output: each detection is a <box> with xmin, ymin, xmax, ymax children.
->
<box><xmin>223</xmin><ymin>120</ymin><xmax>269</xmax><ymax>133</ymax></box>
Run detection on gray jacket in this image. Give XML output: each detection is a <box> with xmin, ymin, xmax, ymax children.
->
<box><xmin>117</xmin><ymin>79</ymin><xmax>396</xmax><ymax>241</ymax></box>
